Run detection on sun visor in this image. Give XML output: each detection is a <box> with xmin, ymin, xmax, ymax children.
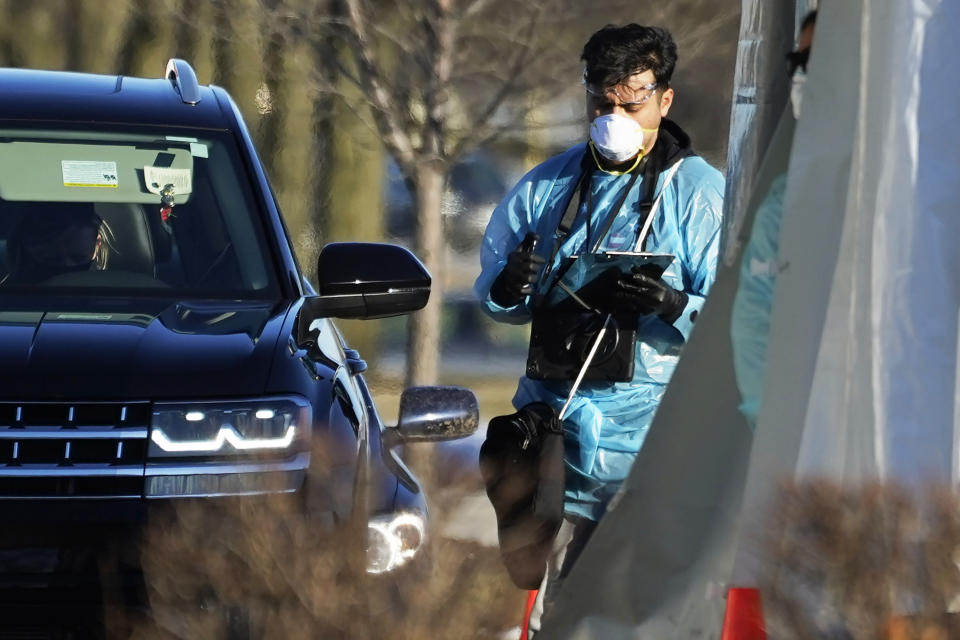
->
<box><xmin>0</xmin><ymin>140</ymin><xmax>194</xmax><ymax>204</ymax></box>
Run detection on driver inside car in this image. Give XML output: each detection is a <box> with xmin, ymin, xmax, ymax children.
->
<box><xmin>3</xmin><ymin>203</ymin><xmax>111</xmax><ymax>285</ymax></box>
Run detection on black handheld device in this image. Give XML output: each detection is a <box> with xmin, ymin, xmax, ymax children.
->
<box><xmin>518</xmin><ymin>232</ymin><xmax>540</xmax><ymax>296</ymax></box>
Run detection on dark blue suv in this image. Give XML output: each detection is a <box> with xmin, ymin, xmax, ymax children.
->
<box><xmin>0</xmin><ymin>59</ymin><xmax>476</xmax><ymax>611</ymax></box>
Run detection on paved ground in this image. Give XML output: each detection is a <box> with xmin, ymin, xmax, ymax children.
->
<box><xmin>437</xmin><ymin>418</ymin><xmax>500</xmax><ymax>547</ymax></box>
<box><xmin>441</xmin><ymin>490</ymin><xmax>500</xmax><ymax>547</ymax></box>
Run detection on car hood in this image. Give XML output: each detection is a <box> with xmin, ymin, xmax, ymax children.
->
<box><xmin>0</xmin><ymin>300</ymin><xmax>290</xmax><ymax>400</ymax></box>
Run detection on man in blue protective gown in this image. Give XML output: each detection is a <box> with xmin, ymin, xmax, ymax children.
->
<box><xmin>474</xmin><ymin>23</ymin><xmax>724</xmax><ymax>634</ymax></box>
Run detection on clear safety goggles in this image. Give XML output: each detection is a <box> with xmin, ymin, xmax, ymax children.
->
<box><xmin>582</xmin><ymin>70</ymin><xmax>658</xmax><ymax>107</ymax></box>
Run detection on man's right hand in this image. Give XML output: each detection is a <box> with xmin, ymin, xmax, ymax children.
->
<box><xmin>489</xmin><ymin>242</ymin><xmax>546</xmax><ymax>307</ymax></box>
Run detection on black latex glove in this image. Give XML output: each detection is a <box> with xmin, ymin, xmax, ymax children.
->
<box><xmin>614</xmin><ymin>266</ymin><xmax>688</xmax><ymax>324</ymax></box>
<box><xmin>489</xmin><ymin>243</ymin><xmax>546</xmax><ymax>307</ymax></box>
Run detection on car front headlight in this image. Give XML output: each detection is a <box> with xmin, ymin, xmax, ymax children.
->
<box><xmin>366</xmin><ymin>510</ymin><xmax>426</xmax><ymax>574</ymax></box>
<box><xmin>149</xmin><ymin>397</ymin><xmax>311</xmax><ymax>458</ymax></box>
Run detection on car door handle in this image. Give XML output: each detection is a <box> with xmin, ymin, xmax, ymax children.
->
<box><xmin>344</xmin><ymin>349</ymin><xmax>368</xmax><ymax>375</ymax></box>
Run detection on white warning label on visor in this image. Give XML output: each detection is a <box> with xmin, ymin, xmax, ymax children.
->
<box><xmin>62</xmin><ymin>160</ymin><xmax>119</xmax><ymax>188</ymax></box>
<box><xmin>143</xmin><ymin>166</ymin><xmax>192</xmax><ymax>195</ymax></box>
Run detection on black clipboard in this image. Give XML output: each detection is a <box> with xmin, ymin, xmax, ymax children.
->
<box><xmin>542</xmin><ymin>251</ymin><xmax>675</xmax><ymax>310</ymax></box>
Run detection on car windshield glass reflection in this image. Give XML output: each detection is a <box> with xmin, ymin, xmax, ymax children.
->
<box><xmin>0</xmin><ymin>126</ymin><xmax>278</xmax><ymax>299</ymax></box>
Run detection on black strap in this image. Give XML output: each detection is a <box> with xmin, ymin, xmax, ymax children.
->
<box><xmin>535</xmin><ymin>154</ymin><xmax>592</xmax><ymax>307</ymax></box>
<box><xmin>550</xmin><ymin>149</ymin><xmax>664</xmax><ymax>267</ymax></box>
<box><xmin>549</xmin><ymin>153</ymin><xmax>645</xmax><ymax>266</ymax></box>
<box><xmin>590</xmin><ymin>143</ymin><xmax>664</xmax><ymax>254</ymax></box>
<box><xmin>535</xmin><ymin>154</ymin><xmax>642</xmax><ymax>307</ymax></box>
<box><xmin>548</xmin><ymin>152</ymin><xmax>592</xmax><ymax>268</ymax></box>
<box><xmin>536</xmin><ymin>144</ymin><xmax>673</xmax><ymax>308</ymax></box>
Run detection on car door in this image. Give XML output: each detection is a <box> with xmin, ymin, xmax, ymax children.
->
<box><xmin>291</xmin><ymin>313</ymin><xmax>363</xmax><ymax>525</ymax></box>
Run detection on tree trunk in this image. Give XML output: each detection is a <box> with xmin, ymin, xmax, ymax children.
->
<box><xmin>210</xmin><ymin>0</ymin><xmax>263</xmax><ymax>131</ymax></box>
<box><xmin>0</xmin><ymin>0</ymin><xmax>28</xmax><ymax>68</ymax></box>
<box><xmin>115</xmin><ymin>3</ymin><xmax>161</xmax><ymax>76</ymax></box>
<box><xmin>173</xmin><ymin>0</ymin><xmax>202</xmax><ymax>65</ymax></box>
<box><xmin>309</xmin><ymin>15</ymin><xmax>336</xmax><ymax>245</ymax></box>
<box><xmin>320</xmin><ymin>76</ymin><xmax>386</xmax><ymax>360</ymax></box>
<box><xmin>210</xmin><ymin>0</ymin><xmax>237</xmax><ymax>91</ymax></box>
<box><xmin>403</xmin><ymin>163</ymin><xmax>445</xmax><ymax>488</ymax></box>
<box><xmin>62</xmin><ymin>0</ymin><xmax>85</xmax><ymax>71</ymax></box>
<box><xmin>405</xmin><ymin>163</ymin><xmax>445</xmax><ymax>389</ymax></box>
<box><xmin>256</xmin><ymin>0</ymin><xmax>288</xmax><ymax>178</ymax></box>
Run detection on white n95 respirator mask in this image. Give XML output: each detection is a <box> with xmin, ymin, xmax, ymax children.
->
<box><xmin>589</xmin><ymin>114</ymin><xmax>657</xmax><ymax>164</ymax></box>
<box><xmin>791</xmin><ymin>70</ymin><xmax>807</xmax><ymax>119</ymax></box>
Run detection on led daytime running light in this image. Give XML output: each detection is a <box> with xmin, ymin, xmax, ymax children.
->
<box><xmin>151</xmin><ymin>425</ymin><xmax>297</xmax><ymax>453</ymax></box>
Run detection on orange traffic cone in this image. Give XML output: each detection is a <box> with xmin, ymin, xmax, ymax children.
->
<box><xmin>721</xmin><ymin>587</ymin><xmax>767</xmax><ymax>640</ymax></box>
<box><xmin>520</xmin><ymin>589</ymin><xmax>538</xmax><ymax>640</ymax></box>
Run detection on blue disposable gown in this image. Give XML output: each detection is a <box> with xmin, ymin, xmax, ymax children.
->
<box><xmin>731</xmin><ymin>173</ymin><xmax>788</xmax><ymax>427</ymax></box>
<box><xmin>475</xmin><ymin>142</ymin><xmax>724</xmax><ymax>520</ymax></box>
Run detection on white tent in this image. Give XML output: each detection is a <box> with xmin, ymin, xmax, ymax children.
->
<box><xmin>544</xmin><ymin>0</ymin><xmax>960</xmax><ymax>636</ymax></box>
<box><xmin>733</xmin><ymin>0</ymin><xmax>960</xmax><ymax>581</ymax></box>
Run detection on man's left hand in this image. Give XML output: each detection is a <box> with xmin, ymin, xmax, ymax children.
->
<box><xmin>614</xmin><ymin>267</ymin><xmax>688</xmax><ymax>324</ymax></box>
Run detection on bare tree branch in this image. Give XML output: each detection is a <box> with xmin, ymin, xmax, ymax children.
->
<box><xmin>449</xmin><ymin>3</ymin><xmax>544</xmax><ymax>159</ymax></box>
<box><xmin>676</xmin><ymin>7</ymin><xmax>740</xmax><ymax>59</ymax></box>
<box><xmin>311</xmin><ymin>0</ymin><xmax>584</xmax><ymax>173</ymax></box>
<box><xmin>303</xmin><ymin>72</ymin><xmax>399</xmax><ymax>155</ymax></box>
<box><xmin>369</xmin><ymin>23</ymin><xmax>428</xmax><ymax>71</ymax></box>
<box><xmin>342</xmin><ymin>0</ymin><xmax>418</xmax><ymax>173</ymax></box>
<box><xmin>302</xmin><ymin>12</ymin><xmax>423</xmax><ymax>155</ymax></box>
<box><xmin>458</xmin><ymin>0</ymin><xmax>496</xmax><ymax>20</ymax></box>
<box><xmin>421</xmin><ymin>0</ymin><xmax>457</xmax><ymax>164</ymax></box>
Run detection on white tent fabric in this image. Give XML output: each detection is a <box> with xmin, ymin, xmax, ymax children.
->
<box><xmin>733</xmin><ymin>0</ymin><xmax>960</xmax><ymax>583</ymax></box>
<box><xmin>720</xmin><ymin>0</ymin><xmax>794</xmax><ymax>266</ymax></box>
<box><xmin>545</xmin><ymin>0</ymin><xmax>960</xmax><ymax>636</ymax></box>
<box><xmin>722</xmin><ymin>1</ymin><xmax>816</xmax><ymax>265</ymax></box>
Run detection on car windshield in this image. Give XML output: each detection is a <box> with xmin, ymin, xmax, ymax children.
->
<box><xmin>0</xmin><ymin>125</ymin><xmax>279</xmax><ymax>300</ymax></box>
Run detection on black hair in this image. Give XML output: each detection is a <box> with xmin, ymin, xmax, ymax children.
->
<box><xmin>801</xmin><ymin>10</ymin><xmax>818</xmax><ymax>32</ymax></box>
<box><xmin>581</xmin><ymin>24</ymin><xmax>678</xmax><ymax>90</ymax></box>
<box><xmin>14</xmin><ymin>203</ymin><xmax>102</xmax><ymax>243</ymax></box>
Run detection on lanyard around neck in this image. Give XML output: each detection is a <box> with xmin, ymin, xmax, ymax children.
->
<box><xmin>631</xmin><ymin>159</ymin><xmax>685</xmax><ymax>252</ymax></box>
<box><xmin>584</xmin><ymin>168</ymin><xmax>643</xmax><ymax>253</ymax></box>
<box><xmin>539</xmin><ymin>152</ymin><xmax>655</xmax><ymax>305</ymax></box>
<box><xmin>586</xmin><ymin>148</ymin><xmax>662</xmax><ymax>254</ymax></box>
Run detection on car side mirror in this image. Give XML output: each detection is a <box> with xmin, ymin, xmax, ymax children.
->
<box><xmin>383</xmin><ymin>386</ymin><xmax>479</xmax><ymax>448</ymax></box>
<box><xmin>304</xmin><ymin>242</ymin><xmax>431</xmax><ymax>320</ymax></box>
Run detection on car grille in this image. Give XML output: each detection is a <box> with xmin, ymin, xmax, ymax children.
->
<box><xmin>0</xmin><ymin>402</ymin><xmax>149</xmax><ymax>498</ymax></box>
